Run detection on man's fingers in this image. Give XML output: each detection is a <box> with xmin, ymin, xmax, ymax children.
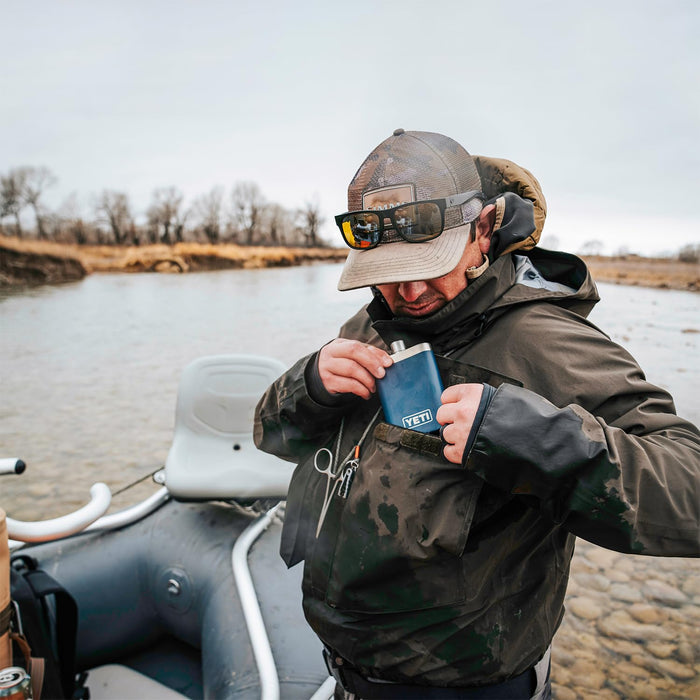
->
<box><xmin>440</xmin><ymin>383</ymin><xmax>481</xmax><ymax>404</ymax></box>
<box><xmin>318</xmin><ymin>339</ymin><xmax>393</xmax><ymax>398</ymax></box>
<box><xmin>441</xmin><ymin>443</ymin><xmax>463</xmax><ymax>465</ymax></box>
<box><xmin>321</xmin><ymin>339</ymin><xmax>392</xmax><ymax>378</ymax></box>
<box><xmin>321</xmin><ymin>358</ymin><xmax>378</xmax><ymax>396</ymax></box>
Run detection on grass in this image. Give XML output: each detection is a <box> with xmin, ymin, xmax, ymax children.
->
<box><xmin>0</xmin><ymin>235</ymin><xmax>348</xmax><ymax>275</ymax></box>
<box><xmin>1</xmin><ymin>235</ymin><xmax>698</xmax><ymax>292</ymax></box>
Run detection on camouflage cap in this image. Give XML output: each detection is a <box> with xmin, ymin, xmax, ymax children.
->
<box><xmin>338</xmin><ymin>129</ymin><xmax>483</xmax><ymax>292</ymax></box>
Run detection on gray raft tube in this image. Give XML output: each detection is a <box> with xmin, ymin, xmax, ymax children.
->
<box><xmin>9</xmin><ymin>494</ymin><xmax>330</xmax><ymax>700</ymax></box>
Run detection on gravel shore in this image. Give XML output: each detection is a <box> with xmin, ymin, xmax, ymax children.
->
<box><xmin>553</xmin><ymin>540</ymin><xmax>700</xmax><ymax>699</ymax></box>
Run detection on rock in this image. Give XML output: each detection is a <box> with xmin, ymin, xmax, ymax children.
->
<box><xmin>630</xmin><ymin>653</ymin><xmax>697</xmax><ymax>680</ymax></box>
<box><xmin>643</xmin><ymin>579</ymin><xmax>688</xmax><ymax>607</ymax></box>
<box><xmin>674</xmin><ymin>605</ymin><xmax>700</xmax><ymax>624</ymax></box>
<box><xmin>645</xmin><ymin>641</ymin><xmax>676</xmax><ymax>659</ymax></box>
<box><xmin>573</xmin><ymin>572</ymin><xmax>611</xmax><ymax>592</ymax></box>
<box><xmin>584</xmin><ymin>547</ymin><xmax>620</xmax><ymax>570</ymax></box>
<box><xmin>610</xmin><ymin>678</ymin><xmax>662</xmax><ymax>700</ymax></box>
<box><xmin>599</xmin><ymin>636</ymin><xmax>644</xmax><ymax>657</ymax></box>
<box><xmin>551</xmin><ymin>685</ymin><xmax>576</xmax><ymax>700</ymax></box>
<box><xmin>614</xmin><ymin>557</ymin><xmax>635</xmax><ymax>574</ymax></box>
<box><xmin>553</xmin><ymin>648</ymin><xmax>577</xmax><ymax>667</ymax></box>
<box><xmin>609</xmin><ymin>582</ymin><xmax>644</xmax><ymax>603</ymax></box>
<box><xmin>607</xmin><ymin>569</ymin><xmax>631</xmax><ymax>583</ymax></box>
<box><xmin>615</xmin><ymin>660</ymin><xmax>653</xmax><ymax>679</ymax></box>
<box><xmin>627</xmin><ymin>603</ymin><xmax>663</xmax><ymax>624</ymax></box>
<box><xmin>681</xmin><ymin>575</ymin><xmax>700</xmax><ymax>597</ymax></box>
<box><xmin>677</xmin><ymin>640</ymin><xmax>695</xmax><ymax>665</ymax></box>
<box><xmin>570</xmin><ymin>659</ymin><xmax>606</xmax><ymax>689</ymax></box>
<box><xmin>568</xmin><ymin>596</ymin><xmax>604</xmax><ymax>620</ymax></box>
<box><xmin>570</xmin><ymin>554</ymin><xmax>598</xmax><ymax>574</ymax></box>
<box><xmin>597</xmin><ymin>610</ymin><xmax>675</xmax><ymax>642</ymax></box>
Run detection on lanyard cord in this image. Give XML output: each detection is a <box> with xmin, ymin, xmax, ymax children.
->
<box><xmin>315</xmin><ymin>408</ymin><xmax>381</xmax><ymax>538</ymax></box>
<box><xmin>339</xmin><ymin>407</ymin><xmax>381</xmax><ymax>465</ymax></box>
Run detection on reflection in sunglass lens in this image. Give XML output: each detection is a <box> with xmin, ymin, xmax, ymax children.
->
<box><xmin>394</xmin><ymin>202</ymin><xmax>442</xmax><ymax>242</ymax></box>
<box><xmin>341</xmin><ymin>213</ymin><xmax>381</xmax><ymax>249</ymax></box>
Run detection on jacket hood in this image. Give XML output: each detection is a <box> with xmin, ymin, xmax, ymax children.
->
<box><xmin>474</xmin><ymin>155</ymin><xmax>546</xmax><ymax>259</ymax></box>
<box><xmin>366</xmin><ymin>155</ymin><xmax>599</xmax><ymax>353</ymax></box>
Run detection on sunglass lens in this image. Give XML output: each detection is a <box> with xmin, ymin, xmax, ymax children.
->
<box><xmin>341</xmin><ymin>213</ymin><xmax>381</xmax><ymax>249</ymax></box>
<box><xmin>394</xmin><ymin>203</ymin><xmax>442</xmax><ymax>242</ymax></box>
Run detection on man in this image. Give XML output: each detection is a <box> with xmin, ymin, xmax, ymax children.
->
<box><xmin>254</xmin><ymin>129</ymin><xmax>700</xmax><ymax>699</ymax></box>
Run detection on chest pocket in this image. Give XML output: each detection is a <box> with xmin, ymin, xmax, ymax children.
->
<box><xmin>325</xmin><ymin>422</ymin><xmax>483</xmax><ymax>614</ymax></box>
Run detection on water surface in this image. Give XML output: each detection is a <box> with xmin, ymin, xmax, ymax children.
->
<box><xmin>1</xmin><ymin>264</ymin><xmax>697</xmax><ymax>517</ymax></box>
<box><xmin>1</xmin><ymin>265</ymin><xmax>698</xmax><ymax>698</ymax></box>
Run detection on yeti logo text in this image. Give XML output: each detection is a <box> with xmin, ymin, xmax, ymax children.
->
<box><xmin>403</xmin><ymin>409</ymin><xmax>433</xmax><ymax>429</ymax></box>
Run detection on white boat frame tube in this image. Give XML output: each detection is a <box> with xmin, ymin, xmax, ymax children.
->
<box><xmin>87</xmin><ymin>487</ymin><xmax>171</xmax><ymax>532</ymax></box>
<box><xmin>0</xmin><ymin>458</ymin><xmax>26</xmax><ymax>475</ymax></box>
<box><xmin>7</xmin><ymin>482</ymin><xmax>112</xmax><ymax>542</ymax></box>
<box><xmin>308</xmin><ymin>676</ymin><xmax>336</xmax><ymax>700</ymax></box>
<box><xmin>232</xmin><ymin>503</ymin><xmax>282</xmax><ymax>700</ymax></box>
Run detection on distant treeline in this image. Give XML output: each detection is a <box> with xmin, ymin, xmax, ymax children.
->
<box><xmin>0</xmin><ymin>166</ymin><xmax>326</xmax><ymax>248</ymax></box>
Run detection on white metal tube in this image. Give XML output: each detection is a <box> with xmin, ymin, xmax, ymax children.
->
<box><xmin>0</xmin><ymin>458</ymin><xmax>26</xmax><ymax>475</ymax></box>
<box><xmin>308</xmin><ymin>676</ymin><xmax>336</xmax><ymax>700</ymax></box>
<box><xmin>231</xmin><ymin>504</ymin><xmax>281</xmax><ymax>700</ymax></box>
<box><xmin>7</xmin><ymin>482</ymin><xmax>112</xmax><ymax>542</ymax></box>
<box><xmin>86</xmin><ymin>487</ymin><xmax>170</xmax><ymax>532</ymax></box>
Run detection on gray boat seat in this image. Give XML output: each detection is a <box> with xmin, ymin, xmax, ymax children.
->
<box><xmin>165</xmin><ymin>354</ymin><xmax>293</xmax><ymax>500</ymax></box>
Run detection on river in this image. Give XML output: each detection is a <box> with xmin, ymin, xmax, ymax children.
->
<box><xmin>1</xmin><ymin>263</ymin><xmax>698</xmax><ymax>698</ymax></box>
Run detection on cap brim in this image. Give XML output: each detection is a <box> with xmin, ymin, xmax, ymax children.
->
<box><xmin>337</xmin><ymin>222</ymin><xmax>471</xmax><ymax>291</ymax></box>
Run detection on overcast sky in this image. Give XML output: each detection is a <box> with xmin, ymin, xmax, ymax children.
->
<box><xmin>2</xmin><ymin>0</ymin><xmax>698</xmax><ymax>256</ymax></box>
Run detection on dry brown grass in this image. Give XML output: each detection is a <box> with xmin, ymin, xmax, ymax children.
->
<box><xmin>2</xmin><ymin>236</ymin><xmax>699</xmax><ymax>292</ymax></box>
<box><xmin>0</xmin><ymin>235</ymin><xmax>347</xmax><ymax>275</ymax></box>
<box><xmin>582</xmin><ymin>255</ymin><xmax>700</xmax><ymax>293</ymax></box>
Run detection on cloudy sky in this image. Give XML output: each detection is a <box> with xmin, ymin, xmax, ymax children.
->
<box><xmin>2</xmin><ymin>0</ymin><xmax>698</xmax><ymax>256</ymax></box>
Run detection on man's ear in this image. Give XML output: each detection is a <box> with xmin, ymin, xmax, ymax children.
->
<box><xmin>475</xmin><ymin>204</ymin><xmax>497</xmax><ymax>255</ymax></box>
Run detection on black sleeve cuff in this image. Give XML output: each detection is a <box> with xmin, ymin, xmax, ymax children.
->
<box><xmin>462</xmin><ymin>383</ymin><xmax>496</xmax><ymax>466</ymax></box>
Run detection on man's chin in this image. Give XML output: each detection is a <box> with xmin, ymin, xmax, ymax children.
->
<box><xmin>396</xmin><ymin>299</ymin><xmax>445</xmax><ymax>317</ymax></box>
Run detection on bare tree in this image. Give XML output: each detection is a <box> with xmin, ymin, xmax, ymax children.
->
<box><xmin>190</xmin><ymin>186</ymin><xmax>224</xmax><ymax>244</ymax></box>
<box><xmin>1</xmin><ymin>168</ymin><xmax>29</xmax><ymax>236</ymax></box>
<box><xmin>52</xmin><ymin>193</ymin><xmax>92</xmax><ymax>244</ymax></box>
<box><xmin>678</xmin><ymin>244</ymin><xmax>700</xmax><ymax>263</ymax></box>
<box><xmin>21</xmin><ymin>166</ymin><xmax>57</xmax><ymax>239</ymax></box>
<box><xmin>579</xmin><ymin>239</ymin><xmax>604</xmax><ymax>257</ymax></box>
<box><xmin>230</xmin><ymin>181</ymin><xmax>265</xmax><ymax>244</ymax></box>
<box><xmin>262</xmin><ymin>202</ymin><xmax>295</xmax><ymax>245</ymax></box>
<box><xmin>95</xmin><ymin>191</ymin><xmax>135</xmax><ymax>245</ymax></box>
<box><xmin>300</xmin><ymin>197</ymin><xmax>324</xmax><ymax>247</ymax></box>
<box><xmin>147</xmin><ymin>187</ymin><xmax>187</xmax><ymax>244</ymax></box>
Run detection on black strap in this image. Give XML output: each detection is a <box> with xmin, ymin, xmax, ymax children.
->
<box><xmin>23</xmin><ymin>568</ymin><xmax>78</xmax><ymax>699</ymax></box>
<box><xmin>11</xmin><ymin>556</ymin><xmax>78</xmax><ymax>699</ymax></box>
<box><xmin>324</xmin><ymin>648</ymin><xmax>535</xmax><ymax>700</ymax></box>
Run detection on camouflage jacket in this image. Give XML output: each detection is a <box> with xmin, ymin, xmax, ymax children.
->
<box><xmin>254</xmin><ymin>188</ymin><xmax>700</xmax><ymax>688</ymax></box>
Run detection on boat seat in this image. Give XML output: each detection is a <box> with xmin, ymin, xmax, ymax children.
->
<box><xmin>165</xmin><ymin>354</ymin><xmax>294</xmax><ymax>501</ymax></box>
<box><xmin>87</xmin><ymin>664</ymin><xmax>188</xmax><ymax>699</ymax></box>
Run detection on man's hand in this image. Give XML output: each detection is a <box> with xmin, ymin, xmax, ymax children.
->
<box><xmin>318</xmin><ymin>339</ymin><xmax>393</xmax><ymax>400</ymax></box>
<box><xmin>437</xmin><ymin>383</ymin><xmax>485</xmax><ymax>464</ymax></box>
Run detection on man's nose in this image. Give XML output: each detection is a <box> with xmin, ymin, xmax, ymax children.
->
<box><xmin>397</xmin><ymin>280</ymin><xmax>428</xmax><ymax>302</ymax></box>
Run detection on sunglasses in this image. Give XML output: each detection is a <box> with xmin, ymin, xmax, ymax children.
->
<box><xmin>335</xmin><ymin>190</ymin><xmax>484</xmax><ymax>251</ymax></box>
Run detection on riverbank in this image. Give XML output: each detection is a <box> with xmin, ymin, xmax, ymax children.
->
<box><xmin>0</xmin><ymin>235</ymin><xmax>347</xmax><ymax>287</ymax></box>
<box><xmin>583</xmin><ymin>255</ymin><xmax>699</xmax><ymax>293</ymax></box>
<box><xmin>1</xmin><ymin>235</ymin><xmax>698</xmax><ymax>292</ymax></box>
